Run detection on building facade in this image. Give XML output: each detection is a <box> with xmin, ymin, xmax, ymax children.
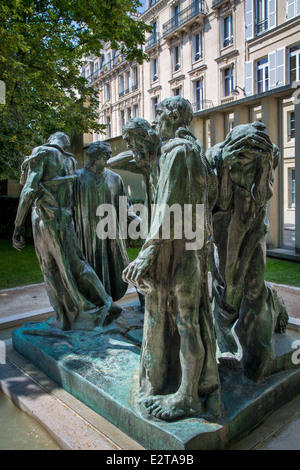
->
<box><xmin>82</xmin><ymin>0</ymin><xmax>300</xmax><ymax>252</ymax></box>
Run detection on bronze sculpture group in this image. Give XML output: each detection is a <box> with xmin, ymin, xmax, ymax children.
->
<box><xmin>13</xmin><ymin>96</ymin><xmax>291</xmax><ymax>423</ymax></box>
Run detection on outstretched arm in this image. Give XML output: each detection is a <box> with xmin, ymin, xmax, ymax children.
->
<box><xmin>13</xmin><ymin>158</ymin><xmax>44</xmax><ymax>250</ymax></box>
<box><xmin>107</xmin><ymin>151</ymin><xmax>139</xmax><ymax>173</ymax></box>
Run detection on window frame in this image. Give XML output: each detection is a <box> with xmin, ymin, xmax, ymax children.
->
<box><xmin>193</xmin><ymin>32</ymin><xmax>203</xmax><ymax>62</ymax></box>
<box><xmin>288</xmin><ymin>110</ymin><xmax>296</xmax><ymax>141</ymax></box>
<box><xmin>222</xmin><ymin>14</ymin><xmax>233</xmax><ymax>48</ymax></box>
<box><xmin>151</xmin><ymin>57</ymin><xmax>159</xmax><ymax>83</ymax></box>
<box><xmin>173</xmin><ymin>44</ymin><xmax>181</xmax><ymax>72</ymax></box>
<box><xmin>194</xmin><ymin>79</ymin><xmax>204</xmax><ymax>111</ymax></box>
<box><xmin>256</xmin><ymin>57</ymin><xmax>269</xmax><ymax>93</ymax></box>
<box><xmin>222</xmin><ymin>66</ymin><xmax>234</xmax><ymax>97</ymax></box>
<box><xmin>289</xmin><ymin>44</ymin><xmax>300</xmax><ymax>84</ymax></box>
<box><xmin>289</xmin><ymin>168</ymin><xmax>296</xmax><ymax>208</ymax></box>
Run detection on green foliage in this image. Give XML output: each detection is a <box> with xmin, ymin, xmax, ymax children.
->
<box><xmin>0</xmin><ymin>0</ymin><xmax>151</xmax><ymax>180</ymax></box>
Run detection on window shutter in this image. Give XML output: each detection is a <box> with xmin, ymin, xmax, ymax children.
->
<box><xmin>244</xmin><ymin>61</ymin><xmax>254</xmax><ymax>96</ymax></box>
<box><xmin>245</xmin><ymin>0</ymin><xmax>254</xmax><ymax>40</ymax></box>
<box><xmin>268</xmin><ymin>51</ymin><xmax>277</xmax><ymax>89</ymax></box>
<box><xmin>269</xmin><ymin>49</ymin><xmax>286</xmax><ymax>89</ymax></box>
<box><xmin>268</xmin><ymin>0</ymin><xmax>277</xmax><ymax>29</ymax></box>
<box><xmin>276</xmin><ymin>48</ymin><xmax>286</xmax><ymax>87</ymax></box>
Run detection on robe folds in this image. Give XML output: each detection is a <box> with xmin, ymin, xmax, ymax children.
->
<box><xmin>138</xmin><ymin>129</ymin><xmax>220</xmax><ymax>398</ymax></box>
<box><xmin>19</xmin><ymin>145</ymin><xmax>113</xmax><ymax>331</ymax></box>
<box><xmin>75</xmin><ymin>167</ymin><xmax>130</xmax><ymax>301</ymax></box>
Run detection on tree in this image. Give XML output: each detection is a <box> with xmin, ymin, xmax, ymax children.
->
<box><xmin>0</xmin><ymin>0</ymin><xmax>151</xmax><ymax>180</ymax></box>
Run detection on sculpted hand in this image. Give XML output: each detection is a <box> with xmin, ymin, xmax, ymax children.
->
<box><xmin>223</xmin><ymin>130</ymin><xmax>273</xmax><ymax>167</ymax></box>
<box><xmin>12</xmin><ymin>226</ymin><xmax>26</xmax><ymax>251</ymax></box>
<box><xmin>122</xmin><ymin>258</ymin><xmax>153</xmax><ymax>293</ymax></box>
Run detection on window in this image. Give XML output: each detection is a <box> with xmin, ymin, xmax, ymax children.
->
<box><xmin>133</xmin><ymin>104</ymin><xmax>139</xmax><ymax>118</ymax></box>
<box><xmin>287</xmin><ymin>0</ymin><xmax>300</xmax><ymax>20</ymax></box>
<box><xmin>100</xmin><ymin>54</ymin><xmax>105</xmax><ymax>70</ymax></box>
<box><xmin>222</xmin><ymin>15</ymin><xmax>233</xmax><ymax>48</ymax></box>
<box><xmin>125</xmin><ymin>71</ymin><xmax>131</xmax><ymax>93</ymax></box>
<box><xmin>105</xmin><ymin>83</ymin><xmax>110</xmax><ymax>101</ymax></box>
<box><xmin>127</xmin><ymin>108</ymin><xmax>132</xmax><ymax>121</ymax></box>
<box><xmin>152</xmin><ymin>21</ymin><xmax>157</xmax><ymax>42</ymax></box>
<box><xmin>288</xmin><ymin>111</ymin><xmax>296</xmax><ymax>140</ymax></box>
<box><xmin>289</xmin><ymin>168</ymin><xmax>296</xmax><ymax>208</ymax></box>
<box><xmin>152</xmin><ymin>97</ymin><xmax>158</xmax><ymax>120</ymax></box>
<box><xmin>151</xmin><ymin>58</ymin><xmax>158</xmax><ymax>82</ymax></box>
<box><xmin>173</xmin><ymin>87</ymin><xmax>181</xmax><ymax>96</ymax></box>
<box><xmin>173</xmin><ymin>44</ymin><xmax>181</xmax><ymax>72</ymax></box>
<box><xmin>194</xmin><ymin>79</ymin><xmax>203</xmax><ymax>111</ymax></box>
<box><xmin>106</xmin><ymin>53</ymin><xmax>111</xmax><ymax>71</ymax></box>
<box><xmin>119</xmin><ymin>74</ymin><xmax>124</xmax><ymax>97</ymax></box>
<box><xmin>223</xmin><ymin>67</ymin><xmax>234</xmax><ymax>96</ymax></box>
<box><xmin>225</xmin><ymin>113</ymin><xmax>234</xmax><ymax>134</ymax></box>
<box><xmin>106</xmin><ymin>116</ymin><xmax>111</xmax><ymax>138</ymax></box>
<box><xmin>257</xmin><ymin>57</ymin><xmax>269</xmax><ymax>93</ymax></box>
<box><xmin>193</xmin><ymin>32</ymin><xmax>202</xmax><ymax>62</ymax></box>
<box><xmin>120</xmin><ymin>110</ymin><xmax>125</xmax><ymax>131</ymax></box>
<box><xmin>289</xmin><ymin>44</ymin><xmax>300</xmax><ymax>83</ymax></box>
<box><xmin>132</xmin><ymin>66</ymin><xmax>138</xmax><ymax>90</ymax></box>
<box><xmin>255</xmin><ymin>0</ymin><xmax>268</xmax><ymax>35</ymax></box>
<box><xmin>173</xmin><ymin>4</ymin><xmax>180</xmax><ymax>28</ymax></box>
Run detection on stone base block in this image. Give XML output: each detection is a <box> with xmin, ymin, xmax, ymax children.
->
<box><xmin>12</xmin><ymin>308</ymin><xmax>300</xmax><ymax>450</ymax></box>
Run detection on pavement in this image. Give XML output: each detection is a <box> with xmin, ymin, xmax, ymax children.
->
<box><xmin>0</xmin><ymin>280</ymin><xmax>300</xmax><ymax>451</ymax></box>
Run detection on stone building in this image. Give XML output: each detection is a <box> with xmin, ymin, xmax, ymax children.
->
<box><xmin>82</xmin><ymin>0</ymin><xmax>300</xmax><ymax>256</ymax></box>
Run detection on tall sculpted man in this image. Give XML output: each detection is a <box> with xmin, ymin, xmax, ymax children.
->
<box><xmin>75</xmin><ymin>140</ymin><xmax>136</xmax><ymax>302</ymax></box>
<box><xmin>107</xmin><ymin>117</ymin><xmax>161</xmax><ymax>228</ymax></box>
<box><xmin>13</xmin><ymin>132</ymin><xmax>120</xmax><ymax>331</ymax></box>
<box><xmin>123</xmin><ymin>97</ymin><xmax>221</xmax><ymax>421</ymax></box>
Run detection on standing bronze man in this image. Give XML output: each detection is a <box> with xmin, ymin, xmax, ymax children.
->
<box><xmin>13</xmin><ymin>132</ymin><xmax>120</xmax><ymax>331</ymax></box>
<box><xmin>123</xmin><ymin>97</ymin><xmax>221</xmax><ymax>421</ymax></box>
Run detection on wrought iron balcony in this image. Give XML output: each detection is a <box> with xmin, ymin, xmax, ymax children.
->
<box><xmin>162</xmin><ymin>0</ymin><xmax>204</xmax><ymax>38</ymax></box>
<box><xmin>87</xmin><ymin>56</ymin><xmax>126</xmax><ymax>84</ymax></box>
<box><xmin>145</xmin><ymin>33</ymin><xmax>160</xmax><ymax>51</ymax></box>
<box><xmin>119</xmin><ymin>84</ymin><xmax>139</xmax><ymax>98</ymax></box>
<box><xmin>255</xmin><ymin>19</ymin><xmax>268</xmax><ymax>36</ymax></box>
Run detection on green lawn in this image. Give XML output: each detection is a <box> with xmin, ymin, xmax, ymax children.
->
<box><xmin>1</xmin><ymin>237</ymin><xmax>300</xmax><ymax>290</ymax></box>
<box><xmin>0</xmin><ymin>238</ymin><xmax>141</xmax><ymax>290</ymax></box>
<box><xmin>265</xmin><ymin>257</ymin><xmax>300</xmax><ymax>287</ymax></box>
<box><xmin>0</xmin><ymin>238</ymin><xmax>43</xmax><ymax>289</ymax></box>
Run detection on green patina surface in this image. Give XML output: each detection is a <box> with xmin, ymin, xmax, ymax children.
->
<box><xmin>12</xmin><ymin>308</ymin><xmax>300</xmax><ymax>451</ymax></box>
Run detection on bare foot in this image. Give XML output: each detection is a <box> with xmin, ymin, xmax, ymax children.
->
<box><xmin>141</xmin><ymin>393</ymin><xmax>203</xmax><ymax>421</ymax></box>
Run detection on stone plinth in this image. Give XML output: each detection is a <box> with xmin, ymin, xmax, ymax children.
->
<box><xmin>12</xmin><ymin>308</ymin><xmax>300</xmax><ymax>450</ymax></box>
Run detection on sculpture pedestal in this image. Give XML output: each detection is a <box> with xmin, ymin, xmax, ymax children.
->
<box><xmin>12</xmin><ymin>307</ymin><xmax>300</xmax><ymax>450</ymax></box>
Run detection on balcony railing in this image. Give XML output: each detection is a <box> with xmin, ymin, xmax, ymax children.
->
<box><xmin>255</xmin><ymin>19</ymin><xmax>268</xmax><ymax>36</ymax></box>
<box><xmin>145</xmin><ymin>33</ymin><xmax>160</xmax><ymax>51</ymax></box>
<box><xmin>162</xmin><ymin>0</ymin><xmax>204</xmax><ymax>37</ymax></box>
<box><xmin>87</xmin><ymin>55</ymin><xmax>126</xmax><ymax>83</ymax></box>
<box><xmin>192</xmin><ymin>99</ymin><xmax>214</xmax><ymax>112</ymax></box>
<box><xmin>119</xmin><ymin>84</ymin><xmax>139</xmax><ymax>98</ymax></box>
